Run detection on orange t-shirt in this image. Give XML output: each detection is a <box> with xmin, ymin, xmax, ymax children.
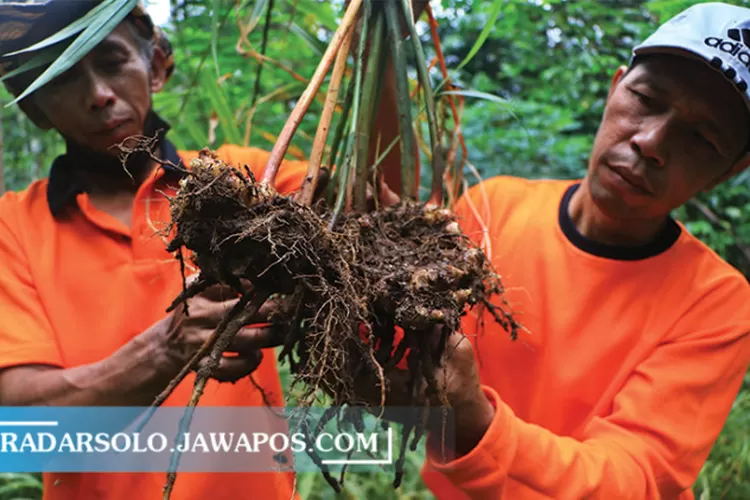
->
<box><xmin>422</xmin><ymin>176</ymin><xmax>750</xmax><ymax>499</ymax></box>
<box><xmin>0</xmin><ymin>143</ymin><xmax>307</xmax><ymax>500</ymax></box>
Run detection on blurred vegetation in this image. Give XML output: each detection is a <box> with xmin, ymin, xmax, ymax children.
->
<box><xmin>0</xmin><ymin>0</ymin><xmax>748</xmax><ymax>498</ymax></box>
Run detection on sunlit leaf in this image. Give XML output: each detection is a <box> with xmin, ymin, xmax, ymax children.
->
<box><xmin>239</xmin><ymin>0</ymin><xmax>270</xmax><ymax>33</ymax></box>
<box><xmin>0</xmin><ymin>45</ymin><xmax>62</xmax><ymax>82</ymax></box>
<box><xmin>8</xmin><ymin>0</ymin><xmax>137</xmax><ymax>105</ymax></box>
<box><xmin>454</xmin><ymin>0</ymin><xmax>503</xmax><ymax>72</ymax></box>
<box><xmin>288</xmin><ymin>22</ymin><xmax>325</xmax><ymax>55</ymax></box>
<box><xmin>3</xmin><ymin>0</ymin><xmax>118</xmax><ymax>57</ymax></box>
<box><xmin>199</xmin><ymin>69</ymin><xmax>243</xmax><ymax>145</ymax></box>
<box><xmin>211</xmin><ymin>0</ymin><xmax>221</xmax><ymax>77</ymax></box>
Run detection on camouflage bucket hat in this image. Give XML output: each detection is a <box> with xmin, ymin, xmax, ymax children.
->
<box><xmin>0</xmin><ymin>0</ymin><xmax>174</xmax><ymax>104</ymax></box>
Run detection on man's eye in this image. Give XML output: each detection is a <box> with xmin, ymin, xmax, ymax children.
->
<box><xmin>100</xmin><ymin>58</ymin><xmax>127</xmax><ymax>71</ymax></box>
<box><xmin>630</xmin><ymin>88</ymin><xmax>653</xmax><ymax>106</ymax></box>
<box><xmin>694</xmin><ymin>131</ymin><xmax>719</xmax><ymax>154</ymax></box>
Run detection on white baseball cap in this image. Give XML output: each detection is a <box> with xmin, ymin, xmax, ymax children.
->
<box><xmin>632</xmin><ymin>2</ymin><xmax>750</xmax><ymax>111</ymax></box>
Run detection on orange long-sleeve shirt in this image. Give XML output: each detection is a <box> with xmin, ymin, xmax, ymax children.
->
<box><xmin>422</xmin><ymin>176</ymin><xmax>750</xmax><ymax>499</ymax></box>
<box><xmin>0</xmin><ymin>142</ymin><xmax>307</xmax><ymax>500</ymax></box>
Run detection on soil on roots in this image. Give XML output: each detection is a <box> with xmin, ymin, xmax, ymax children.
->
<box><xmin>164</xmin><ymin>149</ymin><xmax>517</xmax><ymax>488</ymax></box>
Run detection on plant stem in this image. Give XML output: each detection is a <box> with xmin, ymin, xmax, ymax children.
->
<box><xmin>327</xmin><ymin>73</ymin><xmax>356</xmax><ymax>183</ymax></box>
<box><xmin>261</xmin><ymin>0</ymin><xmax>364</xmax><ymax>186</ymax></box>
<box><xmin>352</xmin><ymin>9</ymin><xmax>385</xmax><ymax>212</ymax></box>
<box><xmin>326</xmin><ymin>115</ymin><xmax>352</xmax><ymax>206</ymax></box>
<box><xmin>250</xmin><ymin>0</ymin><xmax>275</xmax><ymax>108</ymax></box>
<box><xmin>426</xmin><ymin>4</ymin><xmax>466</xmax><ymax>206</ymax></box>
<box><xmin>297</xmin><ymin>26</ymin><xmax>354</xmax><ymax>206</ymax></box>
<box><xmin>384</xmin><ymin>0</ymin><xmax>416</xmax><ymax>201</ymax></box>
<box><xmin>330</xmin><ymin>0</ymin><xmax>372</xmax><ymax>228</ymax></box>
<box><xmin>400</xmin><ymin>0</ymin><xmax>445</xmax><ymax>207</ymax></box>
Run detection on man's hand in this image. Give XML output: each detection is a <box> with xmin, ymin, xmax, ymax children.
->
<box><xmin>0</xmin><ymin>281</ymin><xmax>291</xmax><ymax>407</ymax></box>
<box><xmin>356</xmin><ymin>328</ymin><xmax>495</xmax><ymax>459</ymax></box>
<box><xmin>159</xmin><ymin>282</ymin><xmax>288</xmax><ymax>383</ymax></box>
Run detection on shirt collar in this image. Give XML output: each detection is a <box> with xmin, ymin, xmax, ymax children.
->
<box><xmin>46</xmin><ymin>112</ymin><xmax>185</xmax><ymax>217</ymax></box>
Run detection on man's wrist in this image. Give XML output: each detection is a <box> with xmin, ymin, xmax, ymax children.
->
<box><xmin>427</xmin><ymin>387</ymin><xmax>495</xmax><ymax>460</ymax></box>
<box><xmin>133</xmin><ymin>317</ymin><xmax>183</xmax><ymax>386</ymax></box>
<box><xmin>452</xmin><ymin>388</ymin><xmax>495</xmax><ymax>457</ymax></box>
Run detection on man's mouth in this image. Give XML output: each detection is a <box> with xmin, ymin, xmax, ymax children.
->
<box><xmin>96</xmin><ymin>118</ymin><xmax>130</xmax><ymax>135</ymax></box>
<box><xmin>607</xmin><ymin>164</ymin><xmax>653</xmax><ymax>195</ymax></box>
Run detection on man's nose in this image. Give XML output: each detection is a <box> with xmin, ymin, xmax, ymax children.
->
<box><xmin>630</xmin><ymin>117</ymin><xmax>670</xmax><ymax>168</ymax></box>
<box><xmin>86</xmin><ymin>76</ymin><xmax>116</xmax><ymax>111</ymax></box>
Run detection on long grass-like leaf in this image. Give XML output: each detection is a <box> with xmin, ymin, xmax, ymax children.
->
<box><xmin>239</xmin><ymin>0</ymin><xmax>269</xmax><ymax>27</ymax></box>
<box><xmin>288</xmin><ymin>22</ymin><xmax>326</xmax><ymax>55</ymax></box>
<box><xmin>3</xmin><ymin>0</ymin><xmax>121</xmax><ymax>57</ymax></box>
<box><xmin>8</xmin><ymin>0</ymin><xmax>137</xmax><ymax>105</ymax></box>
<box><xmin>439</xmin><ymin>89</ymin><xmax>516</xmax><ymax>113</ymax></box>
<box><xmin>0</xmin><ymin>44</ymin><xmax>62</xmax><ymax>82</ymax></box>
<box><xmin>455</xmin><ymin>0</ymin><xmax>503</xmax><ymax>72</ymax></box>
<box><xmin>211</xmin><ymin>0</ymin><xmax>221</xmax><ymax>78</ymax></box>
<box><xmin>200</xmin><ymin>70</ymin><xmax>243</xmax><ymax>145</ymax></box>
<box><xmin>291</xmin><ymin>0</ymin><xmax>338</xmax><ymax>31</ymax></box>
<box><xmin>184</xmin><ymin>115</ymin><xmax>209</xmax><ymax>147</ymax></box>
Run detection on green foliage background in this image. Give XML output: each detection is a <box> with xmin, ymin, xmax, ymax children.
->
<box><xmin>0</xmin><ymin>0</ymin><xmax>748</xmax><ymax>498</ymax></box>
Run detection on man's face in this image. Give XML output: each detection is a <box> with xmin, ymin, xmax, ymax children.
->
<box><xmin>587</xmin><ymin>54</ymin><xmax>750</xmax><ymax>221</ymax></box>
<box><xmin>28</xmin><ymin>23</ymin><xmax>166</xmax><ymax>155</ymax></box>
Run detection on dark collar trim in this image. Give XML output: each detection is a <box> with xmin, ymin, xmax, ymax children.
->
<box><xmin>46</xmin><ymin>114</ymin><xmax>185</xmax><ymax>217</ymax></box>
<box><xmin>558</xmin><ymin>183</ymin><xmax>681</xmax><ymax>261</ymax></box>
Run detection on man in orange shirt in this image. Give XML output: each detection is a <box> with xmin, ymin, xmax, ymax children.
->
<box><xmin>0</xmin><ymin>1</ymin><xmax>410</xmax><ymax>499</ymax></box>
<box><xmin>359</xmin><ymin>3</ymin><xmax>750</xmax><ymax>499</ymax></box>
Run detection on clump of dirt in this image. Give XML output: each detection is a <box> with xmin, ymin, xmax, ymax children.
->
<box><xmin>163</xmin><ymin>149</ymin><xmax>517</xmax><ymax>490</ymax></box>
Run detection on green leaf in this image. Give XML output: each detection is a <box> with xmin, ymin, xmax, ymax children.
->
<box><xmin>291</xmin><ymin>0</ymin><xmax>338</xmax><ymax>31</ymax></box>
<box><xmin>454</xmin><ymin>0</ymin><xmax>504</xmax><ymax>72</ymax></box>
<box><xmin>183</xmin><ymin>114</ymin><xmax>209</xmax><ymax>147</ymax></box>
<box><xmin>239</xmin><ymin>0</ymin><xmax>270</xmax><ymax>33</ymax></box>
<box><xmin>0</xmin><ymin>479</ymin><xmax>43</xmax><ymax>495</ymax></box>
<box><xmin>440</xmin><ymin>89</ymin><xmax>512</xmax><ymax>108</ymax></box>
<box><xmin>0</xmin><ymin>44</ymin><xmax>63</xmax><ymax>82</ymax></box>
<box><xmin>288</xmin><ymin>22</ymin><xmax>325</xmax><ymax>56</ymax></box>
<box><xmin>7</xmin><ymin>0</ymin><xmax>138</xmax><ymax>106</ymax></box>
<box><xmin>3</xmin><ymin>0</ymin><xmax>118</xmax><ymax>57</ymax></box>
<box><xmin>211</xmin><ymin>0</ymin><xmax>221</xmax><ymax>77</ymax></box>
<box><xmin>726</xmin><ymin>207</ymin><xmax>742</xmax><ymax>220</ymax></box>
<box><xmin>199</xmin><ymin>69</ymin><xmax>243</xmax><ymax>146</ymax></box>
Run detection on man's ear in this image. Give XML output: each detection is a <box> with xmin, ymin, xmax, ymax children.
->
<box><xmin>608</xmin><ymin>65</ymin><xmax>628</xmax><ymax>101</ymax></box>
<box><xmin>17</xmin><ymin>97</ymin><xmax>53</xmax><ymax>130</ymax></box>
<box><xmin>149</xmin><ymin>44</ymin><xmax>168</xmax><ymax>94</ymax></box>
<box><xmin>703</xmin><ymin>152</ymin><xmax>750</xmax><ymax>191</ymax></box>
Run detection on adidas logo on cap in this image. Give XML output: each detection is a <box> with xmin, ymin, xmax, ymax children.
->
<box><xmin>705</xmin><ymin>28</ymin><xmax>750</xmax><ymax>70</ymax></box>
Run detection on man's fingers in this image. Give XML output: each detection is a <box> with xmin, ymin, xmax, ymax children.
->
<box><xmin>352</xmin><ymin>363</ymin><xmax>412</xmax><ymax>407</ymax></box>
<box><xmin>199</xmin><ymin>284</ymin><xmax>240</xmax><ymax>303</ymax></box>
<box><xmin>209</xmin><ymin>352</ymin><xmax>264</xmax><ymax>383</ymax></box>
<box><xmin>249</xmin><ymin>295</ymin><xmax>295</xmax><ymax>324</ymax></box>
<box><xmin>197</xmin><ymin>299</ymin><xmax>240</xmax><ymax>326</ymax></box>
<box><xmin>230</xmin><ymin>327</ymin><xmax>285</xmax><ymax>353</ymax></box>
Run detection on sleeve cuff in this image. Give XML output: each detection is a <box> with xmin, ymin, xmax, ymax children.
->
<box><xmin>426</xmin><ymin>385</ymin><xmax>518</xmax><ymax>483</ymax></box>
<box><xmin>0</xmin><ymin>345</ymin><xmax>63</xmax><ymax>371</ymax></box>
